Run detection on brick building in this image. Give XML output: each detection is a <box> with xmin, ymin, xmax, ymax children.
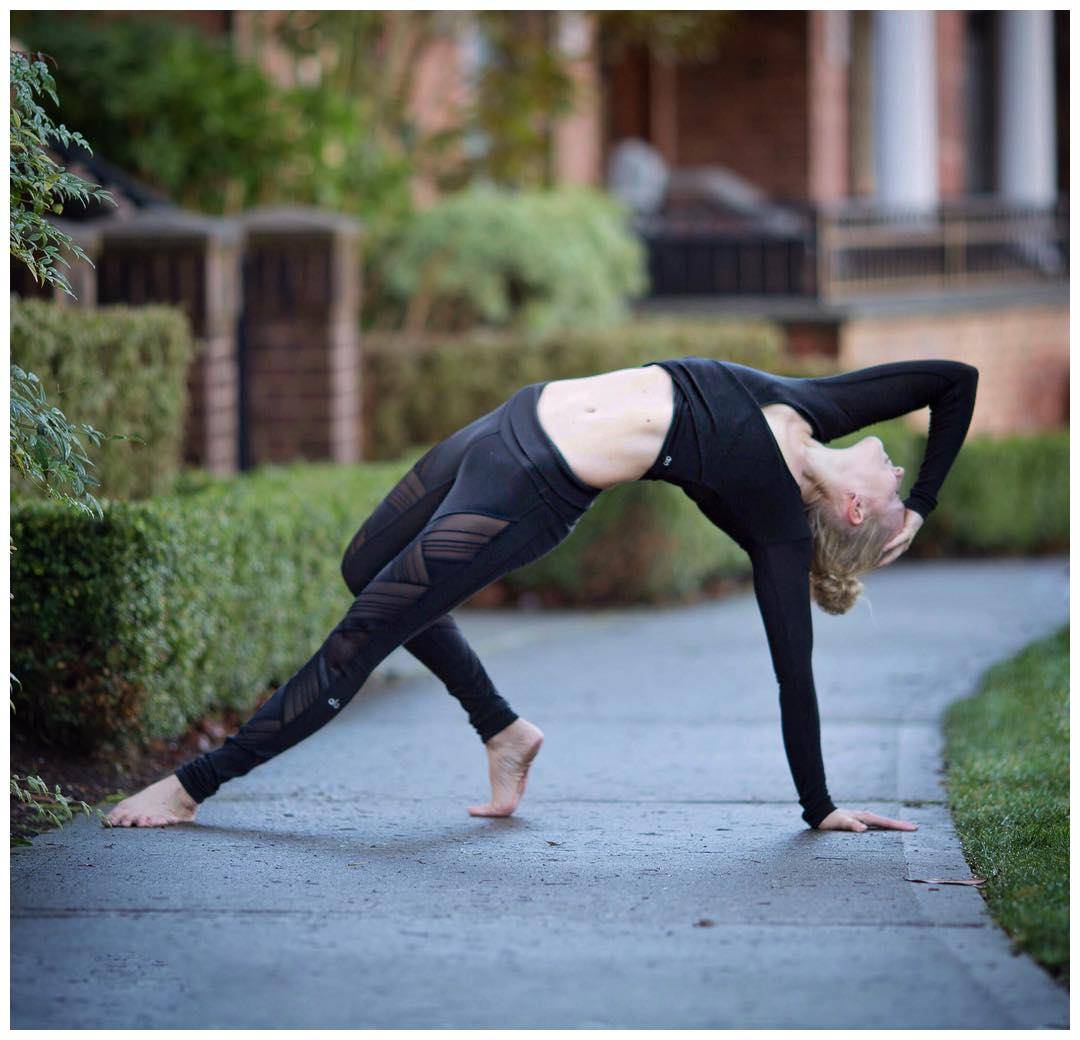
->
<box><xmin>593</xmin><ymin>10</ymin><xmax>1069</xmax><ymax>437</ymax></box>
<box><xmin>289</xmin><ymin>9</ymin><xmax>1069</xmax><ymax>437</ymax></box>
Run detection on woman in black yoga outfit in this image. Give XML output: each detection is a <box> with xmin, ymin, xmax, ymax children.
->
<box><xmin>105</xmin><ymin>354</ymin><xmax>978</xmax><ymax>833</ymax></box>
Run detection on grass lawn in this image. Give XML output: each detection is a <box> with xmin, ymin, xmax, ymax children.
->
<box><xmin>943</xmin><ymin>624</ymin><xmax>1069</xmax><ymax>985</ymax></box>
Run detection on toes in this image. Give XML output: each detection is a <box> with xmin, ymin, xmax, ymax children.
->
<box><xmin>468</xmin><ymin>803</ymin><xmax>512</xmax><ymax>818</ymax></box>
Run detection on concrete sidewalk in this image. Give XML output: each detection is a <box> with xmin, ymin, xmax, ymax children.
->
<box><xmin>11</xmin><ymin>557</ymin><xmax>1069</xmax><ymax>1028</ymax></box>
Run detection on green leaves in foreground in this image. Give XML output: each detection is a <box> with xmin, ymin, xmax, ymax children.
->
<box><xmin>9</xmin><ymin>50</ymin><xmax>114</xmax><ymax>297</ymax></box>
<box><xmin>943</xmin><ymin>625</ymin><xmax>1069</xmax><ymax>983</ymax></box>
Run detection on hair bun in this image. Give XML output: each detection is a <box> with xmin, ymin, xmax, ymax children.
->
<box><xmin>810</xmin><ymin>570</ymin><xmax>863</xmax><ymax>615</ymax></box>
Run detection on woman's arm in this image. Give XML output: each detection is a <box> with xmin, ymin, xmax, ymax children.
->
<box><xmin>677</xmin><ymin>483</ymin><xmax>833</xmax><ymax>826</ymax></box>
<box><xmin>747</xmin><ymin>538</ymin><xmax>837</xmax><ymax>828</ymax></box>
<box><xmin>797</xmin><ymin>360</ymin><xmax>979</xmax><ymax>519</ymax></box>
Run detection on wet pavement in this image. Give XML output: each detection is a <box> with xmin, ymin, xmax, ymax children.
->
<box><xmin>11</xmin><ymin>556</ymin><xmax>1069</xmax><ymax>1028</ymax></box>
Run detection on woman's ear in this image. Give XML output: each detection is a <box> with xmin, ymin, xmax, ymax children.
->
<box><xmin>843</xmin><ymin>491</ymin><xmax>865</xmax><ymax>527</ymax></box>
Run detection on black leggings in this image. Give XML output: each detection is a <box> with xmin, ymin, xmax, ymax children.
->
<box><xmin>174</xmin><ymin>382</ymin><xmax>604</xmax><ymax>804</ymax></box>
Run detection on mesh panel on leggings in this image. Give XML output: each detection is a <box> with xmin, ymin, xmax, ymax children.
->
<box><xmin>323</xmin><ymin>579</ymin><xmax>427</xmax><ymax>675</ymax></box>
<box><xmin>342</xmin><ymin>465</ymin><xmax>430</xmax><ymax>569</ymax></box>
<box><xmin>264</xmin><ymin>512</ymin><xmax>513</xmax><ymax>735</ymax></box>
<box><xmin>421</xmin><ymin>512</ymin><xmax>510</xmax><ymax>562</ymax></box>
<box><xmin>282</xmin><ymin>654</ymin><xmax>326</xmax><ymax>726</ymax></box>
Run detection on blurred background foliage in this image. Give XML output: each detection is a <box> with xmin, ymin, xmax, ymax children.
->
<box><xmin>374</xmin><ymin>186</ymin><xmax>646</xmax><ymax>335</ymax></box>
<box><xmin>9</xmin><ymin>11</ymin><xmax>413</xmax><ymax>232</ymax></box>
<box><xmin>10</xmin><ymin>10</ymin><xmax>734</xmax><ymax>331</ymax></box>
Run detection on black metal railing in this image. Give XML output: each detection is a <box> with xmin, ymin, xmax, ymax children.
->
<box><xmin>816</xmin><ymin>197</ymin><xmax>1069</xmax><ymax>300</ymax></box>
<box><xmin>638</xmin><ymin>196</ymin><xmax>1069</xmax><ymax>302</ymax></box>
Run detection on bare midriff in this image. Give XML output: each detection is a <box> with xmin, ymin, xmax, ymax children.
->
<box><xmin>535</xmin><ymin>364</ymin><xmax>676</xmax><ymax>490</ymax></box>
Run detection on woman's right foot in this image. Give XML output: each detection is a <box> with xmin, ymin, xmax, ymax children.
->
<box><xmin>467</xmin><ymin>718</ymin><xmax>544</xmax><ymax>818</ymax></box>
<box><xmin>104</xmin><ymin>774</ymin><xmax>198</xmax><ymax>827</ymax></box>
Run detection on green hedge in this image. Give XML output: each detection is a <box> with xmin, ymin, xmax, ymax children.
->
<box><xmin>362</xmin><ymin>317</ymin><xmax>831</xmax><ymax>460</ymax></box>
<box><xmin>10</xmin><ymin>299</ymin><xmax>194</xmax><ymax>500</ymax></box>
<box><xmin>918</xmin><ymin>430</ymin><xmax>1069</xmax><ymax>555</ymax></box>
<box><xmin>10</xmin><ymin>461</ymin><xmax>406</xmax><ymax>752</ymax></box>
<box><xmin>10</xmin><ymin>424</ymin><xmax>1065</xmax><ymax>753</ymax></box>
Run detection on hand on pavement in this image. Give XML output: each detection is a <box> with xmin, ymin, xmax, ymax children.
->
<box><xmin>816</xmin><ymin>808</ymin><xmax>918</xmax><ymax>832</ymax></box>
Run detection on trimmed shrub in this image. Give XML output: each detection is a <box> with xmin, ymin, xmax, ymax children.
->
<box><xmin>375</xmin><ymin>186</ymin><xmax>647</xmax><ymax>336</ymax></box>
<box><xmin>362</xmin><ymin>317</ymin><xmax>820</xmax><ymax>460</ymax></box>
<box><xmin>10</xmin><ymin>299</ymin><xmax>194</xmax><ymax>500</ymax></box>
<box><xmin>916</xmin><ymin>430</ymin><xmax>1069</xmax><ymax>555</ymax></box>
<box><xmin>10</xmin><ymin>459</ymin><xmax>414</xmax><ymax>753</ymax></box>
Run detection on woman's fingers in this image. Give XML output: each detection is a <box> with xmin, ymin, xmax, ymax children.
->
<box><xmin>877</xmin><ymin>541</ymin><xmax>907</xmax><ymax>566</ymax></box>
<box><xmin>852</xmin><ymin>811</ymin><xmax>918</xmax><ymax>831</ymax></box>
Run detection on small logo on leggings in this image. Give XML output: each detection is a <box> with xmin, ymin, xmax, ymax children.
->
<box><xmin>663</xmin><ymin>455</ymin><xmax>672</xmax><ymax>466</ymax></box>
<box><xmin>327</xmin><ymin>698</ymin><xmax>341</xmax><ymax>710</ymax></box>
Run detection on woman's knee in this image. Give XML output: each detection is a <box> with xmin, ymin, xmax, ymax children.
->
<box><xmin>340</xmin><ymin>524</ymin><xmax>373</xmax><ymax>595</ymax></box>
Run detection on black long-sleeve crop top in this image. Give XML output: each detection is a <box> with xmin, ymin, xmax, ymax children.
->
<box><xmin>638</xmin><ymin>356</ymin><xmax>979</xmax><ymax>827</ymax></box>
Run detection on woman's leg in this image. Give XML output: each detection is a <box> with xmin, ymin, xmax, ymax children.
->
<box><xmin>339</xmin><ymin>437</ymin><xmax>519</xmax><ymax>742</ymax></box>
<box><xmin>170</xmin><ymin>426</ymin><xmax>582</xmax><ymax>810</ymax></box>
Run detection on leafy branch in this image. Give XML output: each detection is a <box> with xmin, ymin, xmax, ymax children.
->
<box><xmin>8</xmin><ymin>364</ymin><xmax>137</xmax><ymax>520</ymax></box>
<box><xmin>9</xmin><ymin>49</ymin><xmax>114</xmax><ymax>298</ymax></box>
<box><xmin>9</xmin><ymin>50</ymin><xmax>119</xmax><ymax>842</ymax></box>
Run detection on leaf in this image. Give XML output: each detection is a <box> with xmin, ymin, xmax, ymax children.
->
<box><xmin>905</xmin><ymin>876</ymin><xmax>986</xmax><ymax>886</ymax></box>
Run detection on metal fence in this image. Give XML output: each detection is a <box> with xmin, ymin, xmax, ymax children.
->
<box><xmin>817</xmin><ymin>197</ymin><xmax>1069</xmax><ymax>301</ymax></box>
<box><xmin>638</xmin><ymin>197</ymin><xmax>1069</xmax><ymax>302</ymax></box>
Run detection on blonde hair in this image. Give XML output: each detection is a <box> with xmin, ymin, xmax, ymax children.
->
<box><xmin>802</xmin><ymin>474</ymin><xmax>897</xmax><ymax>615</ymax></box>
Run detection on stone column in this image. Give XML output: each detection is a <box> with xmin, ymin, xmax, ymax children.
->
<box><xmin>871</xmin><ymin>11</ymin><xmax>938</xmax><ymax>209</ymax></box>
<box><xmin>238</xmin><ymin>207</ymin><xmax>363</xmax><ymax>467</ymax></box>
<box><xmin>997</xmin><ymin>10</ymin><xmax>1057</xmax><ymax>206</ymax></box>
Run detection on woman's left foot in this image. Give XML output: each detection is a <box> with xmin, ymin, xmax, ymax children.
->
<box><xmin>467</xmin><ymin>718</ymin><xmax>544</xmax><ymax>818</ymax></box>
<box><xmin>103</xmin><ymin>775</ymin><xmax>198</xmax><ymax>827</ymax></box>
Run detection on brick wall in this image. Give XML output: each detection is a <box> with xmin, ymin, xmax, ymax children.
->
<box><xmin>936</xmin><ymin>11</ymin><xmax>967</xmax><ymax>198</ymax></box>
<box><xmin>240</xmin><ymin>213</ymin><xmax>363</xmax><ymax>466</ymax></box>
<box><xmin>552</xmin><ymin>12</ymin><xmax>602</xmax><ymax>185</ymax></box>
<box><xmin>806</xmin><ymin>11</ymin><xmax>849</xmax><ymax>203</ymax></box>
<box><xmin>838</xmin><ymin>301</ymin><xmax>1069</xmax><ymax>436</ymax></box>
<box><xmin>675</xmin><ymin>12</ymin><xmax>809</xmax><ymax>200</ymax></box>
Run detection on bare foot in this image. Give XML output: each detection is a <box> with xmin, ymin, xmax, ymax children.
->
<box><xmin>468</xmin><ymin>718</ymin><xmax>544</xmax><ymax>818</ymax></box>
<box><xmin>103</xmin><ymin>774</ymin><xmax>198</xmax><ymax>828</ymax></box>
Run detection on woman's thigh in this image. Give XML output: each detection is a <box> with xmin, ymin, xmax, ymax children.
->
<box><xmin>341</xmin><ymin>400</ymin><xmax>509</xmax><ymax>591</ymax></box>
<box><xmin>326</xmin><ymin>431</ymin><xmax>579</xmax><ymax>677</ymax></box>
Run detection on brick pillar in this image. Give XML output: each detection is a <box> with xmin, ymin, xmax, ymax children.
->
<box><xmin>936</xmin><ymin>11</ymin><xmax>967</xmax><ymax>199</ymax></box>
<box><xmin>239</xmin><ymin>208</ymin><xmax>363</xmax><ymax>467</ymax></box>
<box><xmin>97</xmin><ymin>210</ymin><xmax>242</xmax><ymax>475</ymax></box>
<box><xmin>648</xmin><ymin>52</ymin><xmax>679</xmax><ymax>165</ymax></box>
<box><xmin>552</xmin><ymin>12</ymin><xmax>602</xmax><ymax>186</ymax></box>
<box><xmin>807</xmin><ymin>11</ymin><xmax>851</xmax><ymax>204</ymax></box>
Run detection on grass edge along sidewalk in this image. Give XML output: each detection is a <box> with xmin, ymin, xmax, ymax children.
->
<box><xmin>943</xmin><ymin>624</ymin><xmax>1069</xmax><ymax>987</ymax></box>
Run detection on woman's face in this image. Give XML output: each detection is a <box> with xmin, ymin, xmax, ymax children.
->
<box><xmin>850</xmin><ymin>435</ymin><xmax>906</xmax><ymax>529</ymax></box>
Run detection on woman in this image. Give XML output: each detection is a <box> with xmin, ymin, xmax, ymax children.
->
<box><xmin>105</xmin><ymin>354</ymin><xmax>978</xmax><ymax>833</ymax></box>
